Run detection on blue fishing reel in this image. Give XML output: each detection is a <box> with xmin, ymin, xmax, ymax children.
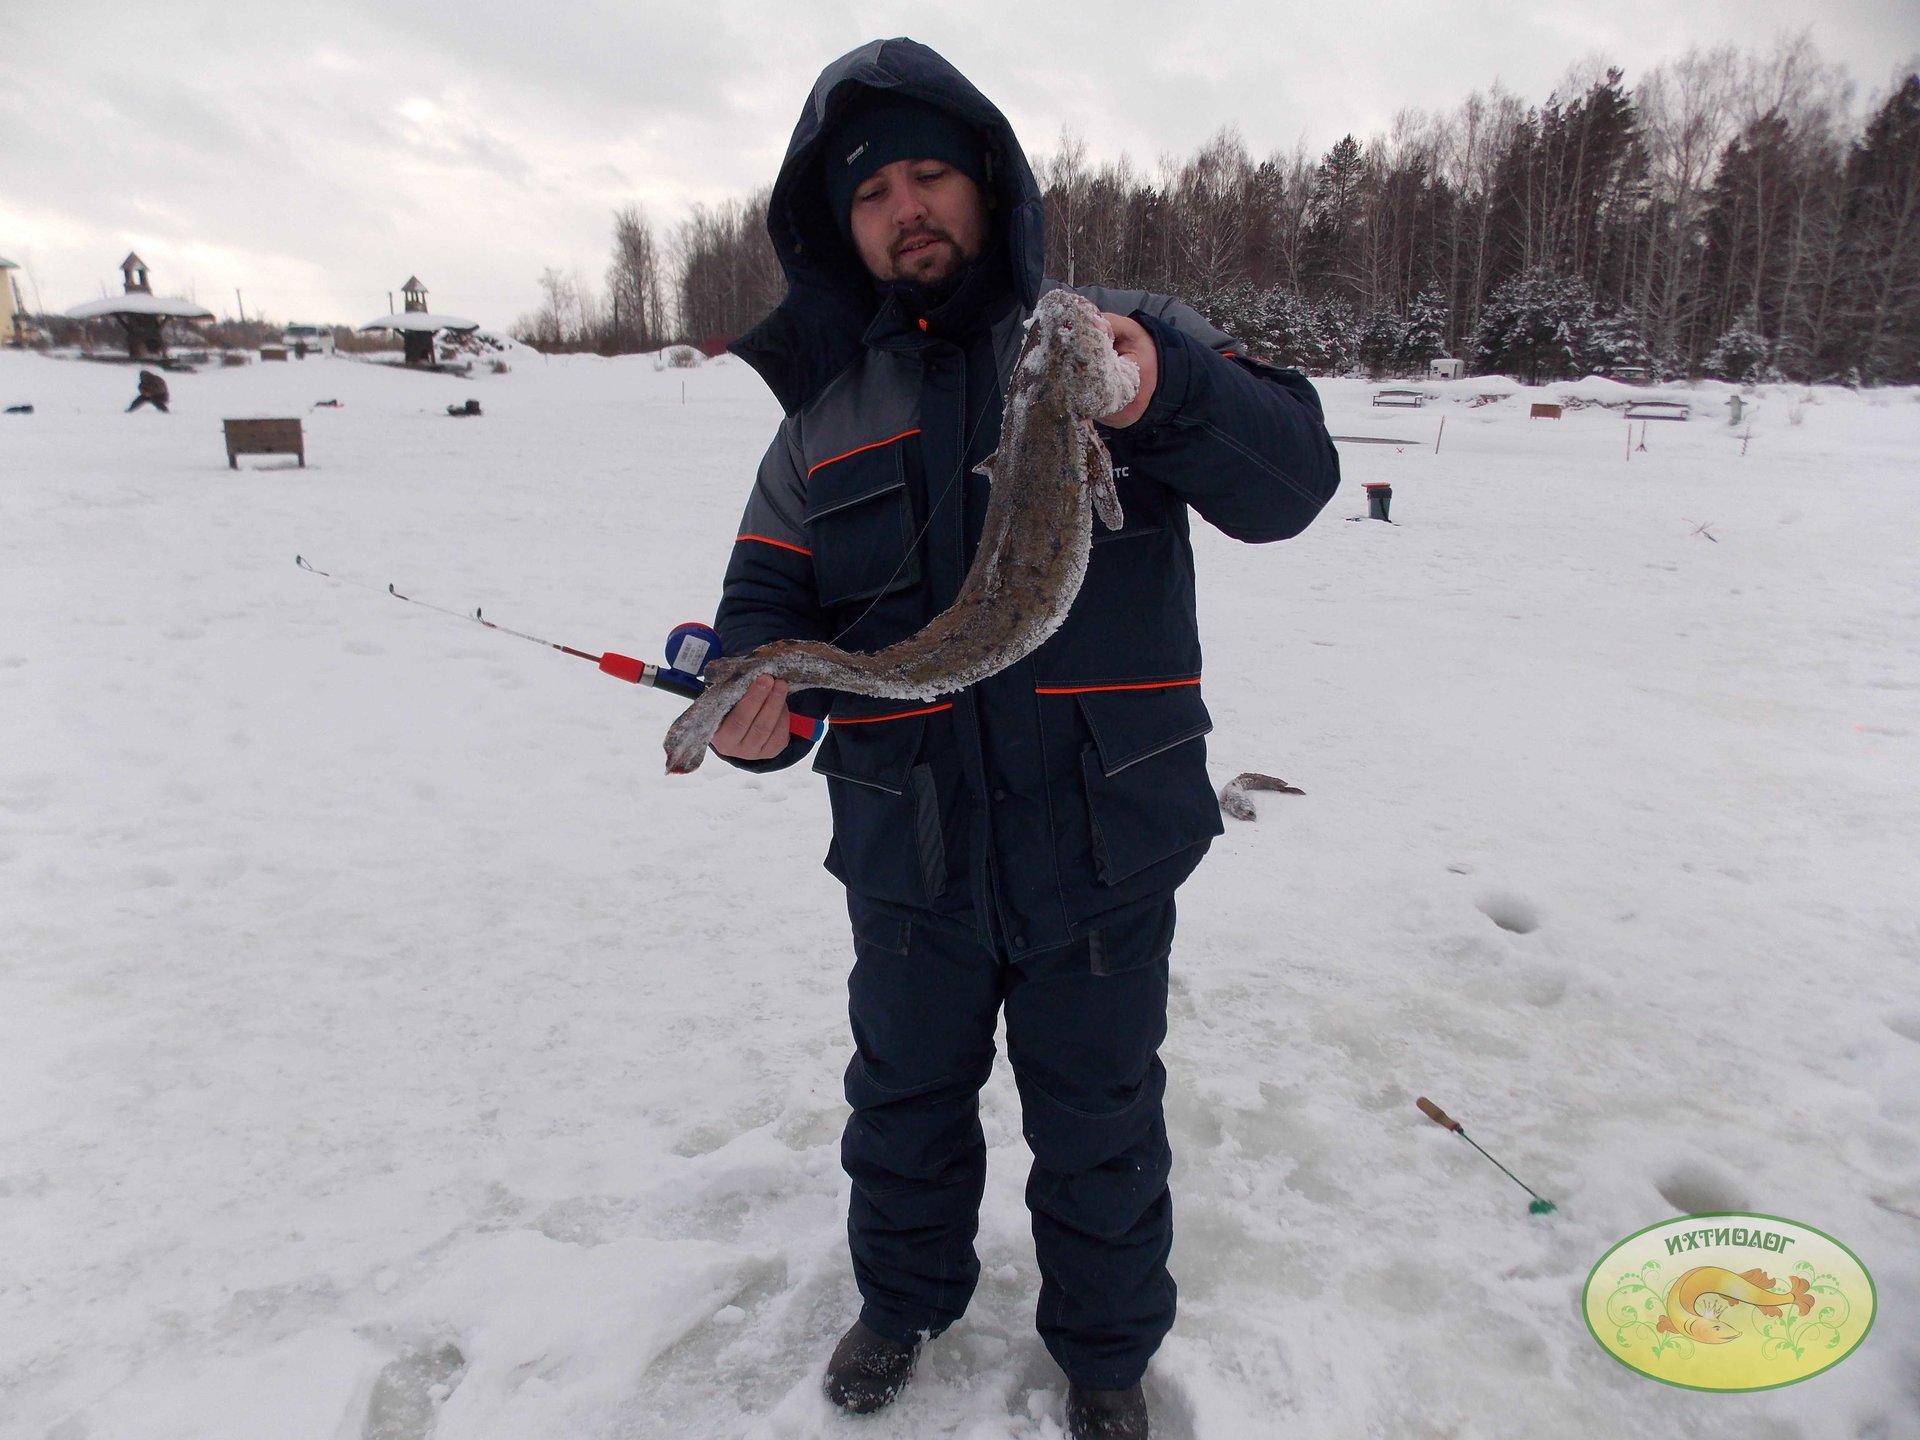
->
<box><xmin>664</xmin><ymin>621</ymin><xmax>722</xmax><ymax>680</ymax></box>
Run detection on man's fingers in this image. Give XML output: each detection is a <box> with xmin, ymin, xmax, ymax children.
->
<box><xmin>711</xmin><ymin>676</ymin><xmax>774</xmax><ymax>756</ymax></box>
<box><xmin>740</xmin><ymin>679</ymin><xmax>790</xmax><ymax>756</ymax></box>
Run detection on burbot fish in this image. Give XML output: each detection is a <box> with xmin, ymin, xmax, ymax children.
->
<box><xmin>663</xmin><ymin>289</ymin><xmax>1138</xmax><ymax>774</ymax></box>
<box><xmin>1657</xmin><ymin>1266</ymin><xmax>1813</xmax><ymax>1344</ymax></box>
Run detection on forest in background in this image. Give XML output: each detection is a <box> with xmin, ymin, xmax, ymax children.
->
<box><xmin>522</xmin><ymin>37</ymin><xmax>1919</xmax><ymax>384</ymax></box>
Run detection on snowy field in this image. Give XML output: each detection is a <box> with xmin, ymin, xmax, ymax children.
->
<box><xmin>2</xmin><ymin>346</ymin><xmax>1917</xmax><ymax>1439</ymax></box>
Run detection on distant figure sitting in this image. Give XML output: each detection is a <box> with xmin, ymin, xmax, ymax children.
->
<box><xmin>126</xmin><ymin>369</ymin><xmax>170</xmax><ymax>414</ymax></box>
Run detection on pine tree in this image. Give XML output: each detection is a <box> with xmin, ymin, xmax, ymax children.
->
<box><xmin>1313</xmin><ymin>295</ymin><xmax>1362</xmax><ymax>374</ymax></box>
<box><xmin>1358</xmin><ymin>308</ymin><xmax>1407</xmax><ymax>376</ymax></box>
<box><xmin>1259</xmin><ymin>287</ymin><xmax>1320</xmax><ymax>369</ymax></box>
<box><xmin>1473</xmin><ymin>267</ymin><xmax>1594</xmax><ymax>382</ymax></box>
<box><xmin>1703</xmin><ymin>308</ymin><xmax>1774</xmax><ymax>381</ymax></box>
<box><xmin>1839</xmin><ymin>74</ymin><xmax>1920</xmax><ymax>383</ymax></box>
<box><xmin>1303</xmin><ymin>135</ymin><xmax>1367</xmax><ymax>297</ymax></box>
<box><xmin>1581</xmin><ymin>305</ymin><xmax>1654</xmax><ymax>376</ymax></box>
<box><xmin>1398</xmin><ymin>286</ymin><xmax>1452</xmax><ymax>371</ymax></box>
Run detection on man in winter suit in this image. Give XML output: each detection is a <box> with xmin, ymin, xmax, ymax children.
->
<box><xmin>703</xmin><ymin>39</ymin><xmax>1339</xmax><ymax>1438</ymax></box>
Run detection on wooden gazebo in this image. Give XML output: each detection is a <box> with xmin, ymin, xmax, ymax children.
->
<box><xmin>65</xmin><ymin>253</ymin><xmax>213</xmax><ymax>359</ymax></box>
<box><xmin>357</xmin><ymin>276</ymin><xmax>477</xmax><ymax>365</ymax></box>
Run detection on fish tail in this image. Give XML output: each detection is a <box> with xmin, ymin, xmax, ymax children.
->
<box><xmin>1789</xmin><ymin>1274</ymin><xmax>1812</xmax><ymax>1315</ymax></box>
<box><xmin>1655</xmin><ymin>1315</ymin><xmax>1675</xmax><ymax>1334</ymax></box>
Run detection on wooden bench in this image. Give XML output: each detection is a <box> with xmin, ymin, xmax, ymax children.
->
<box><xmin>1529</xmin><ymin>402</ymin><xmax>1562</xmax><ymax>420</ymax></box>
<box><xmin>260</xmin><ymin>346</ymin><xmax>288</xmax><ymax>362</ymax></box>
<box><xmin>223</xmin><ymin>417</ymin><xmax>304</xmax><ymax>469</ymax></box>
<box><xmin>1373</xmin><ymin>389</ymin><xmax>1426</xmax><ymax>408</ymax></box>
<box><xmin>1624</xmin><ymin>400</ymin><xmax>1690</xmax><ymax>421</ymax></box>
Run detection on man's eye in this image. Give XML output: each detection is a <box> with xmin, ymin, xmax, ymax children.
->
<box><xmin>917</xmin><ymin>168</ymin><xmax>947</xmax><ymax>182</ymax></box>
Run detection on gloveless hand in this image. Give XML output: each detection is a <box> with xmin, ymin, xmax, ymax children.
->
<box><xmin>1096</xmin><ymin>312</ymin><xmax>1157</xmax><ymax>428</ymax></box>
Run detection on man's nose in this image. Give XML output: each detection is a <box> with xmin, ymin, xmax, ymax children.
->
<box><xmin>890</xmin><ymin>188</ymin><xmax>929</xmax><ymax>228</ymax></box>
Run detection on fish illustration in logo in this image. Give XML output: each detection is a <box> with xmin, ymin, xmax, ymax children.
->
<box><xmin>1656</xmin><ymin>1267</ymin><xmax>1813</xmax><ymax>1344</ymax></box>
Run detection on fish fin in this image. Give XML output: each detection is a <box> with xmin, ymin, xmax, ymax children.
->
<box><xmin>971</xmin><ymin>449</ymin><xmax>999</xmax><ymax>479</ymax></box>
<box><xmin>1740</xmin><ymin>1269</ymin><xmax>1773</xmax><ymax>1288</ymax></box>
<box><xmin>1756</xmin><ymin>1305</ymin><xmax>1782</xmax><ymax>1318</ymax></box>
<box><xmin>1083</xmin><ymin>429</ymin><xmax>1124</xmax><ymax>530</ymax></box>
<box><xmin>1655</xmin><ymin>1316</ymin><xmax>1674</xmax><ymax>1334</ymax></box>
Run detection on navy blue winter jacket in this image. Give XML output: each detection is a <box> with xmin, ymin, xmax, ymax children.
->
<box><xmin>716</xmin><ymin>38</ymin><xmax>1340</xmax><ymax>958</ymax></box>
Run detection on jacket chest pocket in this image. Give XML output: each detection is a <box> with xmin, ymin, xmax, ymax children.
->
<box><xmin>804</xmin><ymin>446</ymin><xmax>922</xmax><ymax>608</ymax></box>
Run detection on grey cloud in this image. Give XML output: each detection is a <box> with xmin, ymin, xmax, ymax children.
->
<box><xmin>3</xmin><ymin>0</ymin><xmax>1908</xmax><ymax>327</ymax></box>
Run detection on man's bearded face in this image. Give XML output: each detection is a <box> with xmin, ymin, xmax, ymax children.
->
<box><xmin>847</xmin><ymin>158</ymin><xmax>989</xmax><ymax>291</ymax></box>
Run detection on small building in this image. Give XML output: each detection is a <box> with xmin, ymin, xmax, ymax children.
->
<box><xmin>1</xmin><ymin>255</ymin><xmax>25</xmax><ymax>344</ymax></box>
<box><xmin>64</xmin><ymin>253</ymin><xmax>214</xmax><ymax>358</ymax></box>
<box><xmin>357</xmin><ymin>275</ymin><xmax>477</xmax><ymax>365</ymax></box>
<box><xmin>1428</xmin><ymin>357</ymin><xmax>1464</xmax><ymax>381</ymax></box>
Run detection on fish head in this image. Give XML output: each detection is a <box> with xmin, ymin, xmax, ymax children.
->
<box><xmin>1023</xmin><ymin>290</ymin><xmax>1139</xmax><ymax>422</ymax></box>
<box><xmin>1684</xmin><ymin>1293</ymin><xmax>1740</xmax><ymax>1344</ymax></box>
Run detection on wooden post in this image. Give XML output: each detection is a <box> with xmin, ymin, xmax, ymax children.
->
<box><xmin>1434</xmin><ymin>416</ymin><xmax>1445</xmax><ymax>454</ymax></box>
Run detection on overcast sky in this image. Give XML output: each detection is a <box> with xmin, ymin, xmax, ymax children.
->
<box><xmin>4</xmin><ymin>1</ymin><xmax>1915</xmax><ymax>330</ymax></box>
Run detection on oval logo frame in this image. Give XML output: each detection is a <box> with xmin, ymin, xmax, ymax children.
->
<box><xmin>1583</xmin><ymin>1211</ymin><xmax>1875</xmax><ymax>1392</ymax></box>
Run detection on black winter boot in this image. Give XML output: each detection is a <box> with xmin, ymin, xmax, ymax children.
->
<box><xmin>822</xmin><ymin>1320</ymin><xmax>921</xmax><ymax>1414</ymax></box>
<box><xmin>1066</xmin><ymin>1381</ymin><xmax>1149</xmax><ymax>1439</ymax></box>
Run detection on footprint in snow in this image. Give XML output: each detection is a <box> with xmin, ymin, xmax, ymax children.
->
<box><xmin>360</xmin><ymin>1340</ymin><xmax>466</xmax><ymax>1440</ymax></box>
<box><xmin>1474</xmin><ymin>890</ymin><xmax>1541</xmax><ymax>935</ymax></box>
<box><xmin>1883</xmin><ymin>1012</ymin><xmax>1920</xmax><ymax>1045</ymax></box>
<box><xmin>1655</xmin><ymin>1158</ymin><xmax>1750</xmax><ymax>1217</ymax></box>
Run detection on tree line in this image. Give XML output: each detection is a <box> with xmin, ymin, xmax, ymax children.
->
<box><xmin>518</xmin><ymin>37</ymin><xmax>1920</xmax><ymax>384</ymax></box>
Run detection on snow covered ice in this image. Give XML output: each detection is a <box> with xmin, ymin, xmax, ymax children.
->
<box><xmin>2</xmin><ymin>347</ymin><xmax>1917</xmax><ymax>1438</ymax></box>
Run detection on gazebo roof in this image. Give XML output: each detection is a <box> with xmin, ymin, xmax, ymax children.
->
<box><xmin>66</xmin><ymin>293</ymin><xmax>214</xmax><ymax>321</ymax></box>
<box><xmin>358</xmin><ymin>311</ymin><xmax>478</xmax><ymax>335</ymax></box>
<box><xmin>401</xmin><ymin>275</ymin><xmax>426</xmax><ymax>291</ymax></box>
<box><xmin>122</xmin><ymin>251</ymin><xmax>147</xmax><ymax>270</ymax></box>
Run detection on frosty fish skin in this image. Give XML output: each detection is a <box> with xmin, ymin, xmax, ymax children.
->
<box><xmin>664</xmin><ymin>290</ymin><xmax>1137</xmax><ymax>775</ymax></box>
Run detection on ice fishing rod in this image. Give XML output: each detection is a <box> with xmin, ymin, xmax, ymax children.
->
<box><xmin>1416</xmin><ymin>1096</ymin><xmax>1558</xmax><ymax>1215</ymax></box>
<box><xmin>294</xmin><ymin>555</ymin><xmax>818</xmax><ymax>740</ymax></box>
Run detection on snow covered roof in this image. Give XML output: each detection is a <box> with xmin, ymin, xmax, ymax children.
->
<box><xmin>357</xmin><ymin>312</ymin><xmax>478</xmax><ymax>334</ymax></box>
<box><xmin>66</xmin><ymin>294</ymin><xmax>214</xmax><ymax>321</ymax></box>
<box><xmin>0</xmin><ymin>256</ymin><xmax>18</xmax><ymax>270</ymax></box>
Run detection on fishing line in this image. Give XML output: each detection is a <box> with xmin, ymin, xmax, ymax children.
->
<box><xmin>825</xmin><ymin>359</ymin><xmax>1006</xmax><ymax>647</ymax></box>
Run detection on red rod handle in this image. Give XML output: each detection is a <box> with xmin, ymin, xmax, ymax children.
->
<box><xmin>597</xmin><ymin>652</ymin><xmax>818</xmax><ymax>741</ymax></box>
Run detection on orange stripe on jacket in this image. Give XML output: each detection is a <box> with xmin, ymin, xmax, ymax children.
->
<box><xmin>806</xmin><ymin>428</ymin><xmax>922</xmax><ymax>478</ymax></box>
<box><xmin>829</xmin><ymin>701</ymin><xmax>954</xmax><ymax>726</ymax></box>
<box><xmin>1033</xmin><ymin>677</ymin><xmax>1201</xmax><ymax>695</ymax></box>
<box><xmin>735</xmin><ymin>532</ymin><xmax>812</xmax><ymax>556</ymax></box>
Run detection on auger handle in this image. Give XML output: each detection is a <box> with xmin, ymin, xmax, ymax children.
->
<box><xmin>1416</xmin><ymin>1097</ymin><xmax>1462</xmax><ymax>1132</ymax></box>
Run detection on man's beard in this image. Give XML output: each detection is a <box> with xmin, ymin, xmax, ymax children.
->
<box><xmin>907</xmin><ymin>267</ymin><xmax>966</xmax><ymax>305</ymax></box>
<box><xmin>896</xmin><ymin>245</ymin><xmax>976</xmax><ymax>306</ymax></box>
